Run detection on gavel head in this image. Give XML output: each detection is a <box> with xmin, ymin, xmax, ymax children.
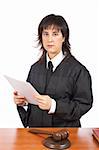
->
<box><xmin>52</xmin><ymin>129</ymin><xmax>69</xmax><ymax>142</ymax></box>
<box><xmin>43</xmin><ymin>129</ymin><xmax>71</xmax><ymax>149</ymax></box>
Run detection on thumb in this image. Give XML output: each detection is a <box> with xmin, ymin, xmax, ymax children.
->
<box><xmin>13</xmin><ymin>91</ymin><xmax>18</xmax><ymax>95</ymax></box>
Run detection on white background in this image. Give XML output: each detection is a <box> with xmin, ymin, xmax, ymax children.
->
<box><xmin>0</xmin><ymin>0</ymin><xmax>98</xmax><ymax>127</ymax></box>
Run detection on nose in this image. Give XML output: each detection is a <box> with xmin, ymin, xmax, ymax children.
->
<box><xmin>48</xmin><ymin>35</ymin><xmax>53</xmax><ymax>42</ymax></box>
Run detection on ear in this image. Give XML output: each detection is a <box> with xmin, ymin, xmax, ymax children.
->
<box><xmin>62</xmin><ymin>37</ymin><xmax>65</xmax><ymax>43</ymax></box>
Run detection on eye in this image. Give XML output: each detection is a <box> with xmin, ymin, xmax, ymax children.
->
<box><xmin>42</xmin><ymin>32</ymin><xmax>49</xmax><ymax>36</ymax></box>
<box><xmin>53</xmin><ymin>32</ymin><xmax>59</xmax><ymax>36</ymax></box>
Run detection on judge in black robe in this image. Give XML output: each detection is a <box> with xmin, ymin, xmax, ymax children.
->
<box><xmin>15</xmin><ymin>14</ymin><xmax>93</xmax><ymax>127</ymax></box>
<box><xmin>17</xmin><ymin>51</ymin><xmax>93</xmax><ymax>127</ymax></box>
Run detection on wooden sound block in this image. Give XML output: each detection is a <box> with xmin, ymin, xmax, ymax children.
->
<box><xmin>42</xmin><ymin>136</ymin><xmax>71</xmax><ymax>149</ymax></box>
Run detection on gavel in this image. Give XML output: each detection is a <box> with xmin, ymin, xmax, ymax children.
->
<box><xmin>28</xmin><ymin>129</ymin><xmax>69</xmax><ymax>142</ymax></box>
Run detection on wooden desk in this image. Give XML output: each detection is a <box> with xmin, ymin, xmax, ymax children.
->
<box><xmin>0</xmin><ymin>128</ymin><xmax>98</xmax><ymax>150</ymax></box>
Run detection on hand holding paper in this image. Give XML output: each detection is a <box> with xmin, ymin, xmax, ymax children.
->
<box><xmin>13</xmin><ymin>91</ymin><xmax>28</xmax><ymax>106</ymax></box>
<box><xmin>4</xmin><ymin>75</ymin><xmax>40</xmax><ymax>105</ymax></box>
<box><xmin>34</xmin><ymin>95</ymin><xmax>52</xmax><ymax>110</ymax></box>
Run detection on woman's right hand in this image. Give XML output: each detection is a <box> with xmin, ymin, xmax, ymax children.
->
<box><xmin>13</xmin><ymin>91</ymin><xmax>27</xmax><ymax>106</ymax></box>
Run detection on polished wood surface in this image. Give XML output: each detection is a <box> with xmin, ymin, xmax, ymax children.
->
<box><xmin>0</xmin><ymin>128</ymin><xmax>98</xmax><ymax>150</ymax></box>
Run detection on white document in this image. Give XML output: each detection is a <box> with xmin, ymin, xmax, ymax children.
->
<box><xmin>4</xmin><ymin>75</ymin><xmax>40</xmax><ymax>105</ymax></box>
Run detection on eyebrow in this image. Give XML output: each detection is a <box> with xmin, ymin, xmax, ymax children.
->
<box><xmin>42</xmin><ymin>29</ymin><xmax>60</xmax><ymax>33</ymax></box>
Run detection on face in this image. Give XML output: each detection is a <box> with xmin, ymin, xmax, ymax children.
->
<box><xmin>42</xmin><ymin>26</ymin><xmax>65</xmax><ymax>59</ymax></box>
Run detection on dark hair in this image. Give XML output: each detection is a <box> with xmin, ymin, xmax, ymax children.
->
<box><xmin>38</xmin><ymin>14</ymin><xmax>71</xmax><ymax>54</ymax></box>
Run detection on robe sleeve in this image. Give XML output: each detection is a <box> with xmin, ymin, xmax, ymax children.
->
<box><xmin>55</xmin><ymin>68</ymin><xmax>93</xmax><ymax>121</ymax></box>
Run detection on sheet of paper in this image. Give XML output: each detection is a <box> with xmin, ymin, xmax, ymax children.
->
<box><xmin>4</xmin><ymin>75</ymin><xmax>40</xmax><ymax>105</ymax></box>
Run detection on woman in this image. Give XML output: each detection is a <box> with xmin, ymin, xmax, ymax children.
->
<box><xmin>14</xmin><ymin>14</ymin><xmax>93</xmax><ymax>127</ymax></box>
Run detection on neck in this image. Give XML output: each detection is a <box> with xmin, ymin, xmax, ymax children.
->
<box><xmin>48</xmin><ymin>52</ymin><xmax>61</xmax><ymax>60</ymax></box>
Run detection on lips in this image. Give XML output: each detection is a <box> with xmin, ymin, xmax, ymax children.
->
<box><xmin>47</xmin><ymin>45</ymin><xmax>54</xmax><ymax>48</ymax></box>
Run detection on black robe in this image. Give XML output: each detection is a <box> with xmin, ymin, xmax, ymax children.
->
<box><xmin>17</xmin><ymin>53</ymin><xmax>93</xmax><ymax>127</ymax></box>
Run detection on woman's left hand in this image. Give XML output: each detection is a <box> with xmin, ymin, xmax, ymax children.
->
<box><xmin>34</xmin><ymin>95</ymin><xmax>52</xmax><ymax>110</ymax></box>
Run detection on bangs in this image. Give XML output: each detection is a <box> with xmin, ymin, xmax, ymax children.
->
<box><xmin>42</xmin><ymin>24</ymin><xmax>61</xmax><ymax>32</ymax></box>
<box><xmin>40</xmin><ymin>15</ymin><xmax>62</xmax><ymax>31</ymax></box>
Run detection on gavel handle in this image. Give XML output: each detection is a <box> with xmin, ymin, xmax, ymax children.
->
<box><xmin>28</xmin><ymin>129</ymin><xmax>53</xmax><ymax>135</ymax></box>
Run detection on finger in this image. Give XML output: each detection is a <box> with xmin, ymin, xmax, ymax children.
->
<box><xmin>35</xmin><ymin>95</ymin><xmax>44</xmax><ymax>100</ymax></box>
<box><xmin>37</xmin><ymin>101</ymin><xmax>44</xmax><ymax>106</ymax></box>
<box><xmin>35</xmin><ymin>96</ymin><xmax>41</xmax><ymax>100</ymax></box>
<box><xmin>16</xmin><ymin>101</ymin><xmax>26</xmax><ymax>106</ymax></box>
<box><xmin>14</xmin><ymin>98</ymin><xmax>24</xmax><ymax>103</ymax></box>
<box><xmin>36</xmin><ymin>99</ymin><xmax>45</xmax><ymax>104</ymax></box>
<box><xmin>14</xmin><ymin>95</ymin><xmax>25</xmax><ymax>99</ymax></box>
<box><xmin>38</xmin><ymin>103</ymin><xmax>45</xmax><ymax>109</ymax></box>
<box><xmin>13</xmin><ymin>91</ymin><xmax>18</xmax><ymax>95</ymax></box>
<box><xmin>38</xmin><ymin>101</ymin><xmax>48</xmax><ymax>107</ymax></box>
<box><xmin>14</xmin><ymin>99</ymin><xmax>26</xmax><ymax>105</ymax></box>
